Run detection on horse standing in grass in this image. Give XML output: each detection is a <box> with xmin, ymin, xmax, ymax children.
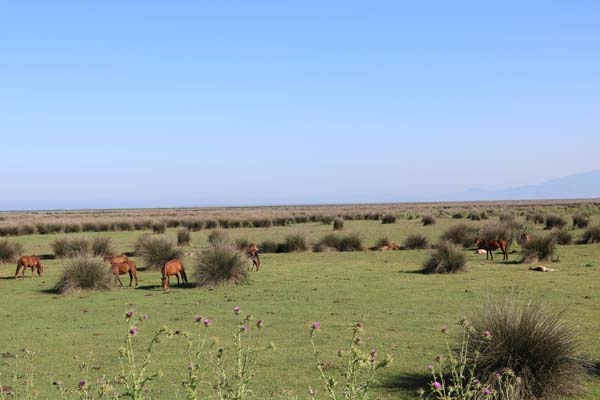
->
<box><xmin>246</xmin><ymin>244</ymin><xmax>260</xmax><ymax>271</ymax></box>
<box><xmin>475</xmin><ymin>238</ymin><xmax>509</xmax><ymax>261</ymax></box>
<box><xmin>15</xmin><ymin>256</ymin><xmax>43</xmax><ymax>279</ymax></box>
<box><xmin>161</xmin><ymin>259</ymin><xmax>188</xmax><ymax>290</ymax></box>
<box><xmin>112</xmin><ymin>260</ymin><xmax>138</xmax><ymax>287</ymax></box>
<box><xmin>104</xmin><ymin>254</ymin><xmax>128</xmax><ymax>264</ymax></box>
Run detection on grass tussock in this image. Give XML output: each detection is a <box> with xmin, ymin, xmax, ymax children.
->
<box><xmin>545</xmin><ymin>214</ymin><xmax>567</xmax><ymax>230</ymax></box>
<box><xmin>421</xmin><ymin>215</ymin><xmax>436</xmax><ymax>226</ymax></box>
<box><xmin>91</xmin><ymin>236</ymin><xmax>115</xmax><ymax>257</ymax></box>
<box><xmin>581</xmin><ymin>225</ymin><xmax>600</xmax><ymax>244</ymax></box>
<box><xmin>283</xmin><ymin>233</ymin><xmax>308</xmax><ymax>252</ymax></box>
<box><xmin>381</xmin><ymin>214</ymin><xmax>397</xmax><ymax>224</ymax></box>
<box><xmin>551</xmin><ymin>229</ymin><xmax>573</xmax><ymax>245</ymax></box>
<box><xmin>0</xmin><ymin>239</ymin><xmax>24</xmax><ymax>263</ymax></box>
<box><xmin>332</xmin><ymin>218</ymin><xmax>344</xmax><ymax>231</ymax></box>
<box><xmin>51</xmin><ymin>237</ymin><xmax>90</xmax><ymax>258</ymax></box>
<box><xmin>134</xmin><ymin>235</ymin><xmax>183</xmax><ymax>270</ymax></box>
<box><xmin>151</xmin><ymin>221</ymin><xmax>166</xmax><ymax>234</ymax></box>
<box><xmin>572</xmin><ymin>213</ymin><xmax>590</xmax><ymax>229</ymax></box>
<box><xmin>338</xmin><ymin>232</ymin><xmax>364</xmax><ymax>251</ymax></box>
<box><xmin>403</xmin><ymin>233</ymin><xmax>429</xmax><ymax>250</ymax></box>
<box><xmin>521</xmin><ymin>235</ymin><xmax>556</xmax><ymax>263</ymax></box>
<box><xmin>54</xmin><ymin>256</ymin><xmax>113</xmax><ymax>294</ymax></box>
<box><xmin>468</xmin><ymin>295</ymin><xmax>589</xmax><ymax>400</ymax></box>
<box><xmin>193</xmin><ymin>241</ymin><xmax>249</xmax><ymax>287</ymax></box>
<box><xmin>441</xmin><ymin>223</ymin><xmax>478</xmax><ymax>248</ymax></box>
<box><xmin>479</xmin><ymin>221</ymin><xmax>519</xmax><ymax>243</ymax></box>
<box><xmin>177</xmin><ymin>228</ymin><xmax>191</xmax><ymax>246</ymax></box>
<box><xmin>208</xmin><ymin>230</ymin><xmax>229</xmax><ymax>245</ymax></box>
<box><xmin>421</xmin><ymin>241</ymin><xmax>467</xmax><ymax>274</ymax></box>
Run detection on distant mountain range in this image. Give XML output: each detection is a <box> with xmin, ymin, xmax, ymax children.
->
<box><xmin>441</xmin><ymin>170</ymin><xmax>600</xmax><ymax>201</ymax></box>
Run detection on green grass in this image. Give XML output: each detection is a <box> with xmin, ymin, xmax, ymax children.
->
<box><xmin>1</xmin><ymin>218</ymin><xmax>600</xmax><ymax>398</ymax></box>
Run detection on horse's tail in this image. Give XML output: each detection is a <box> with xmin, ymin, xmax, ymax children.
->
<box><xmin>180</xmin><ymin>263</ymin><xmax>188</xmax><ymax>284</ymax></box>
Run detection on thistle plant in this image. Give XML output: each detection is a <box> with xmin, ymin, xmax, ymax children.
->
<box><xmin>309</xmin><ymin>321</ymin><xmax>391</xmax><ymax>400</ymax></box>
<box><xmin>0</xmin><ymin>348</ymin><xmax>36</xmax><ymax>400</ymax></box>
<box><xmin>180</xmin><ymin>315</ymin><xmax>213</xmax><ymax>400</ymax></box>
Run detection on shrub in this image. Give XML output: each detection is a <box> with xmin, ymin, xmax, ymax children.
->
<box><xmin>572</xmin><ymin>213</ymin><xmax>590</xmax><ymax>229</ymax></box>
<box><xmin>545</xmin><ymin>214</ymin><xmax>567</xmax><ymax>230</ymax></box>
<box><xmin>332</xmin><ymin>218</ymin><xmax>344</xmax><ymax>231</ymax></box>
<box><xmin>499</xmin><ymin>213</ymin><xmax>515</xmax><ymax>223</ymax></box>
<box><xmin>234</xmin><ymin>238</ymin><xmax>250</xmax><ymax>250</ymax></box>
<box><xmin>0</xmin><ymin>239</ymin><xmax>23</xmax><ymax>263</ymax></box>
<box><xmin>228</xmin><ymin>220</ymin><xmax>241</xmax><ymax>228</ymax></box>
<box><xmin>582</xmin><ymin>225</ymin><xmax>600</xmax><ymax>244</ymax></box>
<box><xmin>204</xmin><ymin>219</ymin><xmax>218</xmax><ymax>229</ymax></box>
<box><xmin>51</xmin><ymin>236</ymin><xmax>91</xmax><ymax>258</ymax></box>
<box><xmin>151</xmin><ymin>221</ymin><xmax>166</xmax><ymax>234</ymax></box>
<box><xmin>314</xmin><ymin>233</ymin><xmax>341</xmax><ymax>252</ymax></box>
<box><xmin>320</xmin><ymin>215</ymin><xmax>334</xmax><ymax>225</ymax></box>
<box><xmin>251</xmin><ymin>218</ymin><xmax>271</xmax><ymax>228</ymax></box>
<box><xmin>403</xmin><ymin>234</ymin><xmax>429</xmax><ymax>250</ymax></box>
<box><xmin>468</xmin><ymin>296</ymin><xmax>588</xmax><ymax>399</ymax></box>
<box><xmin>133</xmin><ymin>220</ymin><xmax>153</xmax><ymax>230</ymax></box>
<box><xmin>54</xmin><ymin>256</ymin><xmax>113</xmax><ymax>294</ymax></box>
<box><xmin>258</xmin><ymin>240</ymin><xmax>280</xmax><ymax>253</ymax></box>
<box><xmin>282</xmin><ymin>233</ymin><xmax>308</xmax><ymax>252</ymax></box>
<box><xmin>421</xmin><ymin>241</ymin><xmax>467</xmax><ymax>274</ymax></box>
<box><xmin>165</xmin><ymin>219</ymin><xmax>180</xmax><ymax>228</ymax></box>
<box><xmin>96</xmin><ymin>222</ymin><xmax>112</xmax><ymax>232</ymax></box>
<box><xmin>134</xmin><ymin>235</ymin><xmax>183</xmax><ymax>270</ymax></box>
<box><xmin>182</xmin><ymin>219</ymin><xmax>204</xmax><ymax>231</ymax></box>
<box><xmin>381</xmin><ymin>214</ymin><xmax>396</xmax><ymax>224</ymax></box>
<box><xmin>64</xmin><ymin>223</ymin><xmax>82</xmax><ymax>233</ymax></box>
<box><xmin>551</xmin><ymin>229</ymin><xmax>573</xmax><ymax>245</ymax></box>
<box><xmin>441</xmin><ymin>223</ymin><xmax>478</xmax><ymax>247</ymax></box>
<box><xmin>480</xmin><ymin>211</ymin><xmax>489</xmax><ymax>220</ymax></box>
<box><xmin>91</xmin><ymin>236</ymin><xmax>115</xmax><ymax>257</ymax></box>
<box><xmin>177</xmin><ymin>228</ymin><xmax>191</xmax><ymax>246</ymax></box>
<box><xmin>338</xmin><ymin>232</ymin><xmax>364</xmax><ymax>251</ymax></box>
<box><xmin>374</xmin><ymin>235</ymin><xmax>394</xmax><ymax>249</ymax></box>
<box><xmin>0</xmin><ymin>225</ymin><xmax>20</xmax><ymax>236</ymax></box>
<box><xmin>467</xmin><ymin>212</ymin><xmax>481</xmax><ymax>221</ymax></box>
<box><xmin>421</xmin><ymin>215</ymin><xmax>436</xmax><ymax>226</ymax></box>
<box><xmin>193</xmin><ymin>241</ymin><xmax>249</xmax><ymax>287</ymax></box>
<box><xmin>294</xmin><ymin>215</ymin><xmax>308</xmax><ymax>224</ymax></box>
<box><xmin>218</xmin><ymin>219</ymin><xmax>231</xmax><ymax>229</ymax></box>
<box><xmin>36</xmin><ymin>223</ymin><xmax>49</xmax><ymax>234</ymax></box>
<box><xmin>115</xmin><ymin>221</ymin><xmax>134</xmax><ymax>231</ymax></box>
<box><xmin>82</xmin><ymin>222</ymin><xmax>99</xmax><ymax>232</ymax></box>
<box><xmin>452</xmin><ymin>212</ymin><xmax>464</xmax><ymax>219</ymax></box>
<box><xmin>19</xmin><ymin>224</ymin><xmax>36</xmax><ymax>235</ymax></box>
<box><xmin>521</xmin><ymin>235</ymin><xmax>556</xmax><ymax>263</ymax></box>
<box><xmin>208</xmin><ymin>230</ymin><xmax>229</xmax><ymax>245</ymax></box>
<box><xmin>479</xmin><ymin>221</ymin><xmax>518</xmax><ymax>242</ymax></box>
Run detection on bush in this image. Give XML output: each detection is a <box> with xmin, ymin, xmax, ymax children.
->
<box><xmin>19</xmin><ymin>224</ymin><xmax>36</xmax><ymax>235</ymax></box>
<box><xmin>545</xmin><ymin>214</ymin><xmax>567</xmax><ymax>230</ymax></box>
<box><xmin>572</xmin><ymin>213</ymin><xmax>590</xmax><ymax>229</ymax></box>
<box><xmin>282</xmin><ymin>233</ymin><xmax>308</xmax><ymax>252</ymax></box>
<box><xmin>452</xmin><ymin>212</ymin><xmax>464</xmax><ymax>219</ymax></box>
<box><xmin>479</xmin><ymin>221</ymin><xmax>517</xmax><ymax>242</ymax></box>
<box><xmin>134</xmin><ymin>235</ymin><xmax>183</xmax><ymax>270</ymax></box>
<box><xmin>0</xmin><ymin>239</ymin><xmax>23</xmax><ymax>263</ymax></box>
<box><xmin>319</xmin><ymin>215</ymin><xmax>334</xmax><ymax>225</ymax></box>
<box><xmin>468</xmin><ymin>296</ymin><xmax>588</xmax><ymax>399</ymax></box>
<box><xmin>54</xmin><ymin>256</ymin><xmax>113</xmax><ymax>294</ymax></box>
<box><xmin>114</xmin><ymin>221</ymin><xmax>134</xmax><ymax>231</ymax></box>
<box><xmin>234</xmin><ymin>238</ymin><xmax>250</xmax><ymax>250</ymax></box>
<box><xmin>0</xmin><ymin>225</ymin><xmax>20</xmax><ymax>236</ymax></box>
<box><xmin>51</xmin><ymin>237</ymin><xmax>91</xmax><ymax>258</ymax></box>
<box><xmin>314</xmin><ymin>233</ymin><xmax>341</xmax><ymax>252</ymax></box>
<box><xmin>208</xmin><ymin>230</ymin><xmax>229</xmax><ymax>245</ymax></box>
<box><xmin>64</xmin><ymin>223</ymin><xmax>82</xmax><ymax>233</ymax></box>
<box><xmin>204</xmin><ymin>219</ymin><xmax>218</xmax><ymax>229</ymax></box>
<box><xmin>374</xmin><ymin>235</ymin><xmax>394</xmax><ymax>249</ymax></box>
<box><xmin>467</xmin><ymin>212</ymin><xmax>481</xmax><ymax>221</ymax></box>
<box><xmin>182</xmin><ymin>219</ymin><xmax>204</xmax><ymax>231</ymax></box>
<box><xmin>91</xmin><ymin>236</ymin><xmax>115</xmax><ymax>257</ymax></box>
<box><xmin>36</xmin><ymin>223</ymin><xmax>49</xmax><ymax>234</ymax></box>
<box><xmin>441</xmin><ymin>223</ymin><xmax>478</xmax><ymax>247</ymax></box>
<box><xmin>582</xmin><ymin>225</ymin><xmax>600</xmax><ymax>244</ymax></box>
<box><xmin>381</xmin><ymin>214</ymin><xmax>396</xmax><ymax>224</ymax></box>
<box><xmin>294</xmin><ymin>215</ymin><xmax>308</xmax><ymax>224</ymax></box>
<box><xmin>499</xmin><ymin>213</ymin><xmax>515</xmax><ymax>223</ymax></box>
<box><xmin>421</xmin><ymin>241</ymin><xmax>467</xmax><ymax>274</ymax></box>
<box><xmin>521</xmin><ymin>235</ymin><xmax>556</xmax><ymax>263</ymax></box>
<box><xmin>177</xmin><ymin>228</ymin><xmax>191</xmax><ymax>246</ymax></box>
<box><xmin>251</xmin><ymin>218</ymin><xmax>271</xmax><ymax>228</ymax></box>
<box><xmin>551</xmin><ymin>229</ymin><xmax>573</xmax><ymax>245</ymax></box>
<box><xmin>421</xmin><ymin>215</ymin><xmax>436</xmax><ymax>226</ymax></box>
<box><xmin>403</xmin><ymin>234</ymin><xmax>429</xmax><ymax>250</ymax></box>
<box><xmin>332</xmin><ymin>218</ymin><xmax>344</xmax><ymax>231</ymax></box>
<box><xmin>258</xmin><ymin>240</ymin><xmax>280</xmax><ymax>253</ymax></box>
<box><xmin>526</xmin><ymin>212</ymin><xmax>546</xmax><ymax>224</ymax></box>
<box><xmin>82</xmin><ymin>222</ymin><xmax>99</xmax><ymax>232</ymax></box>
<box><xmin>151</xmin><ymin>221</ymin><xmax>166</xmax><ymax>234</ymax></box>
<box><xmin>165</xmin><ymin>219</ymin><xmax>180</xmax><ymax>228</ymax></box>
<box><xmin>338</xmin><ymin>232</ymin><xmax>364</xmax><ymax>251</ymax></box>
<box><xmin>193</xmin><ymin>241</ymin><xmax>249</xmax><ymax>287</ymax></box>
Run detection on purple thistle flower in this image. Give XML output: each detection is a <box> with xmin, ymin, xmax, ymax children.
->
<box><xmin>203</xmin><ymin>318</ymin><xmax>212</xmax><ymax>327</ymax></box>
<box><xmin>125</xmin><ymin>311</ymin><xmax>133</xmax><ymax>319</ymax></box>
<box><xmin>78</xmin><ymin>380</ymin><xmax>87</xmax><ymax>389</ymax></box>
<box><xmin>355</xmin><ymin>322</ymin><xmax>363</xmax><ymax>329</ymax></box>
<box><xmin>129</xmin><ymin>327</ymin><xmax>138</xmax><ymax>335</ymax></box>
<box><xmin>354</xmin><ymin>336</ymin><xmax>362</xmax><ymax>345</ymax></box>
<box><xmin>233</xmin><ymin>306</ymin><xmax>240</xmax><ymax>315</ymax></box>
<box><xmin>142</xmin><ymin>314</ymin><xmax>149</xmax><ymax>321</ymax></box>
<box><xmin>241</xmin><ymin>325</ymin><xmax>249</xmax><ymax>333</ymax></box>
<box><xmin>195</xmin><ymin>315</ymin><xmax>203</xmax><ymax>323</ymax></box>
<box><xmin>256</xmin><ymin>320</ymin><xmax>264</xmax><ymax>328</ymax></box>
<box><xmin>484</xmin><ymin>388</ymin><xmax>492</xmax><ymax>396</ymax></box>
<box><xmin>311</xmin><ymin>321</ymin><xmax>321</xmax><ymax>330</ymax></box>
<box><xmin>484</xmin><ymin>329</ymin><xmax>492</xmax><ymax>339</ymax></box>
<box><xmin>473</xmin><ymin>378</ymin><xmax>480</xmax><ymax>385</ymax></box>
<box><xmin>427</xmin><ymin>365</ymin><xmax>433</xmax><ymax>370</ymax></box>
<box><xmin>432</xmin><ymin>381</ymin><xmax>442</xmax><ymax>390</ymax></box>
<box><xmin>441</xmin><ymin>326</ymin><xmax>448</xmax><ymax>334</ymax></box>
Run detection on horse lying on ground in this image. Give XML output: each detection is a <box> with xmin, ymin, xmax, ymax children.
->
<box><xmin>529</xmin><ymin>265</ymin><xmax>558</xmax><ymax>272</ymax></box>
<box><xmin>246</xmin><ymin>244</ymin><xmax>260</xmax><ymax>271</ymax></box>
<box><xmin>162</xmin><ymin>259</ymin><xmax>188</xmax><ymax>290</ymax></box>
<box><xmin>475</xmin><ymin>238</ymin><xmax>509</xmax><ymax>261</ymax></box>
<box><xmin>112</xmin><ymin>260</ymin><xmax>138</xmax><ymax>287</ymax></box>
<box><xmin>15</xmin><ymin>256</ymin><xmax>43</xmax><ymax>279</ymax></box>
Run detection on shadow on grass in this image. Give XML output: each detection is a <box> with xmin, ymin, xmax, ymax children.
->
<box><xmin>38</xmin><ymin>254</ymin><xmax>55</xmax><ymax>260</ymax></box>
<box><xmin>135</xmin><ymin>282</ymin><xmax>196</xmax><ymax>291</ymax></box>
<box><xmin>591</xmin><ymin>360</ymin><xmax>600</xmax><ymax>377</ymax></box>
<box><xmin>379</xmin><ymin>372</ymin><xmax>430</xmax><ymax>394</ymax></box>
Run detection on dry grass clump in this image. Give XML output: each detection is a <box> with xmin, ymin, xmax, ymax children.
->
<box><xmin>572</xmin><ymin>213</ymin><xmax>590</xmax><ymax>229</ymax></box>
<box><xmin>381</xmin><ymin>214</ymin><xmax>397</xmax><ymax>224</ymax></box>
<box><xmin>421</xmin><ymin>215</ymin><xmax>436</xmax><ymax>226</ymax></box>
<box><xmin>441</xmin><ymin>223</ymin><xmax>478</xmax><ymax>248</ymax></box>
<box><xmin>521</xmin><ymin>234</ymin><xmax>556</xmax><ymax>263</ymax></box>
<box><xmin>177</xmin><ymin>228</ymin><xmax>191</xmax><ymax>246</ymax></box>
<box><xmin>193</xmin><ymin>241</ymin><xmax>249</xmax><ymax>287</ymax></box>
<box><xmin>421</xmin><ymin>241</ymin><xmax>467</xmax><ymax>274</ymax></box>
<box><xmin>545</xmin><ymin>214</ymin><xmax>567</xmax><ymax>230</ymax></box>
<box><xmin>151</xmin><ymin>221</ymin><xmax>167</xmax><ymax>234</ymax></box>
<box><xmin>332</xmin><ymin>218</ymin><xmax>344</xmax><ymax>231</ymax></box>
<box><xmin>403</xmin><ymin>234</ymin><xmax>429</xmax><ymax>250</ymax></box>
<box><xmin>134</xmin><ymin>235</ymin><xmax>183</xmax><ymax>270</ymax></box>
<box><xmin>54</xmin><ymin>256</ymin><xmax>113</xmax><ymax>294</ymax></box>
<box><xmin>581</xmin><ymin>225</ymin><xmax>600</xmax><ymax>244</ymax></box>
<box><xmin>0</xmin><ymin>239</ymin><xmax>23</xmax><ymax>263</ymax></box>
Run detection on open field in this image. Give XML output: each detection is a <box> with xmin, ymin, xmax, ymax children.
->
<box><xmin>1</xmin><ymin>203</ymin><xmax>600</xmax><ymax>399</ymax></box>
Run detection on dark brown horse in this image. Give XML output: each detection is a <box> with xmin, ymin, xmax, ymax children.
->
<box><xmin>475</xmin><ymin>238</ymin><xmax>509</xmax><ymax>261</ymax></box>
<box><xmin>161</xmin><ymin>259</ymin><xmax>188</xmax><ymax>290</ymax></box>
<box><xmin>246</xmin><ymin>244</ymin><xmax>260</xmax><ymax>271</ymax></box>
<box><xmin>112</xmin><ymin>260</ymin><xmax>138</xmax><ymax>287</ymax></box>
<box><xmin>15</xmin><ymin>255</ymin><xmax>43</xmax><ymax>279</ymax></box>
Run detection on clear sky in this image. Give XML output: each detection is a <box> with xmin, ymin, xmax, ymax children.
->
<box><xmin>1</xmin><ymin>1</ymin><xmax>599</xmax><ymax>210</ymax></box>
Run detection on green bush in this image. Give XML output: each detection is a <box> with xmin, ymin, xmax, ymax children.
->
<box><xmin>19</xmin><ymin>224</ymin><xmax>36</xmax><ymax>235</ymax></box>
<box><xmin>51</xmin><ymin>236</ymin><xmax>91</xmax><ymax>258</ymax></box>
<box><xmin>151</xmin><ymin>221</ymin><xmax>166</xmax><ymax>234</ymax></box>
<box><xmin>208</xmin><ymin>230</ymin><xmax>229</xmax><ymax>245</ymax></box>
<box><xmin>283</xmin><ymin>233</ymin><xmax>308</xmax><ymax>252</ymax></box>
<box><xmin>91</xmin><ymin>236</ymin><xmax>115</xmax><ymax>257</ymax></box>
<box><xmin>421</xmin><ymin>241</ymin><xmax>467</xmax><ymax>274</ymax></box>
<box><xmin>134</xmin><ymin>235</ymin><xmax>183</xmax><ymax>270</ymax></box>
<box><xmin>0</xmin><ymin>239</ymin><xmax>24</xmax><ymax>263</ymax></box>
<box><xmin>64</xmin><ymin>223</ymin><xmax>82</xmax><ymax>233</ymax></box>
<box><xmin>452</xmin><ymin>212</ymin><xmax>464</xmax><ymax>219</ymax></box>
<box><xmin>441</xmin><ymin>223</ymin><xmax>478</xmax><ymax>248</ymax></box>
<box><xmin>403</xmin><ymin>234</ymin><xmax>429</xmax><ymax>250</ymax></box>
<box><xmin>193</xmin><ymin>241</ymin><xmax>249</xmax><ymax>287</ymax></box>
<box><xmin>545</xmin><ymin>214</ymin><xmax>567</xmax><ymax>230</ymax></box>
<box><xmin>338</xmin><ymin>232</ymin><xmax>364</xmax><ymax>251</ymax></box>
<box><xmin>421</xmin><ymin>215</ymin><xmax>436</xmax><ymax>226</ymax></box>
<box><xmin>479</xmin><ymin>221</ymin><xmax>518</xmax><ymax>242</ymax></box>
<box><xmin>114</xmin><ymin>221</ymin><xmax>134</xmax><ymax>231</ymax></box>
<box><xmin>177</xmin><ymin>228</ymin><xmax>191</xmax><ymax>246</ymax></box>
<box><xmin>314</xmin><ymin>233</ymin><xmax>341</xmax><ymax>252</ymax></box>
<box><xmin>582</xmin><ymin>225</ymin><xmax>600</xmax><ymax>244</ymax></box>
<box><xmin>468</xmin><ymin>296</ymin><xmax>588</xmax><ymax>399</ymax></box>
<box><xmin>205</xmin><ymin>219</ymin><xmax>218</xmax><ymax>229</ymax></box>
<box><xmin>258</xmin><ymin>240</ymin><xmax>280</xmax><ymax>253</ymax></box>
<box><xmin>381</xmin><ymin>214</ymin><xmax>397</xmax><ymax>224</ymax></box>
<box><xmin>332</xmin><ymin>218</ymin><xmax>344</xmax><ymax>231</ymax></box>
<box><xmin>551</xmin><ymin>229</ymin><xmax>573</xmax><ymax>245</ymax></box>
<box><xmin>572</xmin><ymin>213</ymin><xmax>590</xmax><ymax>229</ymax></box>
<box><xmin>521</xmin><ymin>235</ymin><xmax>556</xmax><ymax>263</ymax></box>
<box><xmin>54</xmin><ymin>256</ymin><xmax>113</xmax><ymax>294</ymax></box>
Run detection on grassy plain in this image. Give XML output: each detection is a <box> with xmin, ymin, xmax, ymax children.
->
<box><xmin>1</xmin><ymin>213</ymin><xmax>600</xmax><ymax>399</ymax></box>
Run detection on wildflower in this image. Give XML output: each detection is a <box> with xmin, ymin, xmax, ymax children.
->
<box><xmin>125</xmin><ymin>311</ymin><xmax>133</xmax><ymax>319</ymax></box>
<box><xmin>241</xmin><ymin>325</ymin><xmax>249</xmax><ymax>333</ymax></box>
<box><xmin>203</xmin><ymin>318</ymin><xmax>212</xmax><ymax>327</ymax></box>
<box><xmin>311</xmin><ymin>321</ymin><xmax>320</xmax><ymax>330</ymax></box>
<box><xmin>129</xmin><ymin>327</ymin><xmax>138</xmax><ymax>335</ymax></box>
<box><xmin>245</xmin><ymin>314</ymin><xmax>253</xmax><ymax>321</ymax></box>
<box><xmin>432</xmin><ymin>381</ymin><xmax>442</xmax><ymax>390</ymax></box>
<box><xmin>441</xmin><ymin>326</ymin><xmax>448</xmax><ymax>334</ymax></box>
<box><xmin>473</xmin><ymin>378</ymin><xmax>480</xmax><ymax>385</ymax></box>
<box><xmin>484</xmin><ymin>388</ymin><xmax>492</xmax><ymax>396</ymax></box>
<box><xmin>355</xmin><ymin>322</ymin><xmax>363</xmax><ymax>330</ymax></box>
<box><xmin>434</xmin><ymin>353</ymin><xmax>444</xmax><ymax>362</ymax></box>
<box><xmin>484</xmin><ymin>329</ymin><xmax>492</xmax><ymax>339</ymax></box>
<box><xmin>78</xmin><ymin>380</ymin><xmax>87</xmax><ymax>390</ymax></box>
<box><xmin>427</xmin><ymin>364</ymin><xmax>433</xmax><ymax>371</ymax></box>
<box><xmin>256</xmin><ymin>320</ymin><xmax>264</xmax><ymax>328</ymax></box>
<box><xmin>142</xmin><ymin>314</ymin><xmax>149</xmax><ymax>321</ymax></box>
<box><xmin>195</xmin><ymin>315</ymin><xmax>203</xmax><ymax>323</ymax></box>
<box><xmin>233</xmin><ymin>306</ymin><xmax>240</xmax><ymax>315</ymax></box>
<box><xmin>354</xmin><ymin>336</ymin><xmax>362</xmax><ymax>346</ymax></box>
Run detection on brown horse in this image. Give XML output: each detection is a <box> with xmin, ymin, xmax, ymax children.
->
<box><xmin>104</xmin><ymin>254</ymin><xmax>129</xmax><ymax>264</ymax></box>
<box><xmin>246</xmin><ymin>244</ymin><xmax>260</xmax><ymax>271</ymax></box>
<box><xmin>112</xmin><ymin>260</ymin><xmax>138</xmax><ymax>287</ymax></box>
<box><xmin>161</xmin><ymin>259</ymin><xmax>188</xmax><ymax>290</ymax></box>
<box><xmin>475</xmin><ymin>238</ymin><xmax>509</xmax><ymax>261</ymax></box>
<box><xmin>15</xmin><ymin>255</ymin><xmax>43</xmax><ymax>279</ymax></box>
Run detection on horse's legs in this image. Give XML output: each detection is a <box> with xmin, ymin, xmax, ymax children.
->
<box><xmin>133</xmin><ymin>269</ymin><xmax>138</xmax><ymax>287</ymax></box>
<box><xmin>176</xmin><ymin>273</ymin><xmax>181</xmax><ymax>286</ymax></box>
<box><xmin>14</xmin><ymin>265</ymin><xmax>21</xmax><ymax>279</ymax></box>
<box><xmin>128</xmin><ymin>270</ymin><xmax>133</xmax><ymax>287</ymax></box>
<box><xmin>31</xmin><ymin>266</ymin><xmax>35</xmax><ymax>278</ymax></box>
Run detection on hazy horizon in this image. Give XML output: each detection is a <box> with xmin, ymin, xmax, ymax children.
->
<box><xmin>2</xmin><ymin>2</ymin><xmax>599</xmax><ymax>210</ymax></box>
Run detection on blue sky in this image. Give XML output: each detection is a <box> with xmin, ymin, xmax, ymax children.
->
<box><xmin>1</xmin><ymin>1</ymin><xmax>599</xmax><ymax>210</ymax></box>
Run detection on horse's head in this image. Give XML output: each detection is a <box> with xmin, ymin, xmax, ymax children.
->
<box><xmin>161</xmin><ymin>277</ymin><xmax>169</xmax><ymax>291</ymax></box>
<box><xmin>474</xmin><ymin>237</ymin><xmax>485</xmax><ymax>248</ymax></box>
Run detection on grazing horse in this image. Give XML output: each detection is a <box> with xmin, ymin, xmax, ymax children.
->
<box><xmin>475</xmin><ymin>238</ymin><xmax>509</xmax><ymax>261</ymax></box>
<box><xmin>104</xmin><ymin>254</ymin><xmax>129</xmax><ymax>264</ymax></box>
<box><xmin>246</xmin><ymin>244</ymin><xmax>260</xmax><ymax>271</ymax></box>
<box><xmin>161</xmin><ymin>259</ymin><xmax>188</xmax><ymax>290</ymax></box>
<box><xmin>112</xmin><ymin>260</ymin><xmax>138</xmax><ymax>287</ymax></box>
<box><xmin>15</xmin><ymin>255</ymin><xmax>43</xmax><ymax>279</ymax></box>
